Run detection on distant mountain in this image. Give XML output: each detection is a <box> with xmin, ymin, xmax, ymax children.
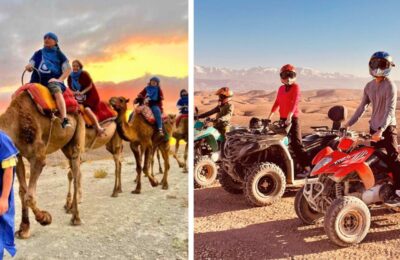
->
<box><xmin>195</xmin><ymin>65</ymin><xmax>398</xmax><ymax>91</ymax></box>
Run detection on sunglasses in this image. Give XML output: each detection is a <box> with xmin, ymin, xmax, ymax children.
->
<box><xmin>369</xmin><ymin>58</ymin><xmax>390</xmax><ymax>70</ymax></box>
<box><xmin>280</xmin><ymin>71</ymin><xmax>296</xmax><ymax>79</ymax></box>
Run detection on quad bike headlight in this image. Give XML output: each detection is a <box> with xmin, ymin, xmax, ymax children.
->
<box><xmin>311</xmin><ymin>156</ymin><xmax>332</xmax><ymax>175</ymax></box>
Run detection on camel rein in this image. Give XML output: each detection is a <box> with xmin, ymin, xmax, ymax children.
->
<box><xmin>45</xmin><ymin>114</ymin><xmax>56</xmax><ymax>152</ymax></box>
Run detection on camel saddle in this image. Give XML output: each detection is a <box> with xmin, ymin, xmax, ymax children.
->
<box><xmin>176</xmin><ymin>114</ymin><xmax>188</xmax><ymax>127</ymax></box>
<box><xmin>134</xmin><ymin>105</ymin><xmax>168</xmax><ymax>124</ymax></box>
<box><xmin>15</xmin><ymin>83</ymin><xmax>79</xmax><ymax>116</ymax></box>
<box><xmin>80</xmin><ymin>101</ymin><xmax>118</xmax><ymax>127</ymax></box>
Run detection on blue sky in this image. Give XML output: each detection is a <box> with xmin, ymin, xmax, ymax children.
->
<box><xmin>195</xmin><ymin>0</ymin><xmax>400</xmax><ymax>80</ymax></box>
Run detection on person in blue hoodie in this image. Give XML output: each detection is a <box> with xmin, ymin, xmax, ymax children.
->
<box><xmin>0</xmin><ymin>132</ymin><xmax>19</xmax><ymax>259</ymax></box>
<box><xmin>176</xmin><ymin>89</ymin><xmax>188</xmax><ymax>126</ymax></box>
<box><xmin>138</xmin><ymin>77</ymin><xmax>165</xmax><ymax>136</ymax></box>
<box><xmin>25</xmin><ymin>32</ymin><xmax>72</xmax><ymax>129</ymax></box>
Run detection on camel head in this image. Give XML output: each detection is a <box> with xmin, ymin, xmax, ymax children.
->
<box><xmin>109</xmin><ymin>96</ymin><xmax>130</xmax><ymax>113</ymax></box>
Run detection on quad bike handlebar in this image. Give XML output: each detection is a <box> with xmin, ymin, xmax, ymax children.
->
<box><xmin>21</xmin><ymin>67</ymin><xmax>41</xmax><ymax>85</ymax></box>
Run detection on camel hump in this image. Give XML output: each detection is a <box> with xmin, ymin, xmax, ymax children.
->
<box><xmin>14</xmin><ymin>83</ymin><xmax>80</xmax><ymax>116</ymax></box>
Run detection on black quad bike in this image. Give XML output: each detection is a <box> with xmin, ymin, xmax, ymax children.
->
<box><xmin>219</xmin><ymin>105</ymin><xmax>353</xmax><ymax>207</ymax></box>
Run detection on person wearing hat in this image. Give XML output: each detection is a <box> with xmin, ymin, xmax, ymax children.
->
<box><xmin>344</xmin><ymin>51</ymin><xmax>400</xmax><ymax>206</ymax></box>
<box><xmin>137</xmin><ymin>76</ymin><xmax>165</xmax><ymax>136</ymax></box>
<box><xmin>0</xmin><ymin>131</ymin><xmax>19</xmax><ymax>259</ymax></box>
<box><xmin>25</xmin><ymin>32</ymin><xmax>72</xmax><ymax>129</ymax></box>
<box><xmin>197</xmin><ymin>87</ymin><xmax>234</xmax><ymax>138</ymax></box>
<box><xmin>268</xmin><ymin>64</ymin><xmax>310</xmax><ymax>177</ymax></box>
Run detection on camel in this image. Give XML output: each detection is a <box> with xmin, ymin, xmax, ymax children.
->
<box><xmin>172</xmin><ymin>116</ymin><xmax>188</xmax><ymax>173</ymax></box>
<box><xmin>63</xmin><ymin>121</ymin><xmax>123</xmax><ymax>214</ymax></box>
<box><xmin>2</xmin><ymin>91</ymin><xmax>85</xmax><ymax>239</ymax></box>
<box><xmin>109</xmin><ymin>96</ymin><xmax>173</xmax><ymax>193</ymax></box>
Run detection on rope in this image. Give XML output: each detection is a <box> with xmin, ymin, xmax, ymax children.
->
<box><xmin>45</xmin><ymin>114</ymin><xmax>56</xmax><ymax>152</ymax></box>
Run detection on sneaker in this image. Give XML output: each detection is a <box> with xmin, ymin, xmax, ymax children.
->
<box><xmin>384</xmin><ymin>193</ymin><xmax>400</xmax><ymax>207</ymax></box>
<box><xmin>61</xmin><ymin>118</ymin><xmax>72</xmax><ymax>129</ymax></box>
<box><xmin>158</xmin><ymin>129</ymin><xmax>164</xmax><ymax>137</ymax></box>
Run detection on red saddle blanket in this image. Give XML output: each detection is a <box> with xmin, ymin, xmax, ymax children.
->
<box><xmin>15</xmin><ymin>83</ymin><xmax>79</xmax><ymax>115</ymax></box>
<box><xmin>134</xmin><ymin>105</ymin><xmax>167</xmax><ymax>124</ymax></box>
<box><xmin>176</xmin><ymin>114</ymin><xmax>188</xmax><ymax>127</ymax></box>
<box><xmin>81</xmin><ymin>101</ymin><xmax>117</xmax><ymax>127</ymax></box>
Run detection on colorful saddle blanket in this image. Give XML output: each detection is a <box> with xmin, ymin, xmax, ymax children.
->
<box><xmin>176</xmin><ymin>114</ymin><xmax>188</xmax><ymax>127</ymax></box>
<box><xmin>15</xmin><ymin>83</ymin><xmax>79</xmax><ymax>115</ymax></box>
<box><xmin>81</xmin><ymin>101</ymin><xmax>117</xmax><ymax>127</ymax></box>
<box><xmin>134</xmin><ymin>105</ymin><xmax>167</xmax><ymax>124</ymax></box>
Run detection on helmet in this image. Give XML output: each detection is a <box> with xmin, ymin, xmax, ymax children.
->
<box><xmin>215</xmin><ymin>87</ymin><xmax>233</xmax><ymax>97</ymax></box>
<box><xmin>280</xmin><ymin>64</ymin><xmax>297</xmax><ymax>85</ymax></box>
<box><xmin>369</xmin><ymin>51</ymin><xmax>395</xmax><ymax>77</ymax></box>
<box><xmin>149</xmin><ymin>76</ymin><xmax>160</xmax><ymax>84</ymax></box>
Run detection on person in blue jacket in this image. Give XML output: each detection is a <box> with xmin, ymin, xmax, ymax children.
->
<box><xmin>0</xmin><ymin>131</ymin><xmax>19</xmax><ymax>259</ymax></box>
<box><xmin>25</xmin><ymin>32</ymin><xmax>72</xmax><ymax>129</ymax></box>
<box><xmin>177</xmin><ymin>89</ymin><xmax>188</xmax><ymax>115</ymax></box>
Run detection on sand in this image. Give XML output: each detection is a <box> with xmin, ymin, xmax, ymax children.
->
<box><xmin>3</xmin><ymin>146</ymin><xmax>188</xmax><ymax>260</ymax></box>
<box><xmin>194</xmin><ymin>89</ymin><xmax>400</xmax><ymax>259</ymax></box>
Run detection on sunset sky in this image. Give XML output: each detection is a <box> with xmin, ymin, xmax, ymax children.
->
<box><xmin>0</xmin><ymin>0</ymin><xmax>188</xmax><ymax>94</ymax></box>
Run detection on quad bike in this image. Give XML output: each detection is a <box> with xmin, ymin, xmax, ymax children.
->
<box><xmin>295</xmin><ymin>131</ymin><xmax>396</xmax><ymax>247</ymax></box>
<box><xmin>219</xmin><ymin>105</ymin><xmax>350</xmax><ymax>207</ymax></box>
<box><xmin>194</xmin><ymin>117</ymin><xmax>223</xmax><ymax>188</ymax></box>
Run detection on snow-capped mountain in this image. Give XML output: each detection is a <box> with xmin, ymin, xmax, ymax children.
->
<box><xmin>194</xmin><ymin>65</ymin><xmax>383</xmax><ymax>91</ymax></box>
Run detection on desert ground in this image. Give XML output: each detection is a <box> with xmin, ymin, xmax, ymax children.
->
<box><xmin>195</xmin><ymin>89</ymin><xmax>400</xmax><ymax>259</ymax></box>
<box><xmin>3</xmin><ymin>143</ymin><xmax>188</xmax><ymax>260</ymax></box>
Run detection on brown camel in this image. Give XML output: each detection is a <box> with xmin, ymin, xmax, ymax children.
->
<box><xmin>2</xmin><ymin>91</ymin><xmax>85</xmax><ymax>239</ymax></box>
<box><xmin>64</xmin><ymin>121</ymin><xmax>123</xmax><ymax>214</ymax></box>
<box><xmin>109</xmin><ymin>96</ymin><xmax>173</xmax><ymax>193</ymax></box>
<box><xmin>172</xmin><ymin>116</ymin><xmax>188</xmax><ymax>173</ymax></box>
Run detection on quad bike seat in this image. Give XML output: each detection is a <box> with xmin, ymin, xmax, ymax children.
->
<box><xmin>328</xmin><ymin>105</ymin><xmax>347</xmax><ymax>131</ymax></box>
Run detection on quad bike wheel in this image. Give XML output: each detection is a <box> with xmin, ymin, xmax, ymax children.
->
<box><xmin>219</xmin><ymin>168</ymin><xmax>243</xmax><ymax>194</ymax></box>
<box><xmin>194</xmin><ymin>157</ymin><xmax>218</xmax><ymax>188</ymax></box>
<box><xmin>244</xmin><ymin>162</ymin><xmax>286</xmax><ymax>207</ymax></box>
<box><xmin>324</xmin><ymin>196</ymin><xmax>370</xmax><ymax>247</ymax></box>
<box><xmin>294</xmin><ymin>187</ymin><xmax>323</xmax><ymax>225</ymax></box>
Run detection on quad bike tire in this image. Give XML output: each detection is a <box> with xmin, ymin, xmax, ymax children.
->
<box><xmin>219</xmin><ymin>168</ymin><xmax>243</xmax><ymax>194</ymax></box>
<box><xmin>244</xmin><ymin>162</ymin><xmax>286</xmax><ymax>207</ymax></box>
<box><xmin>194</xmin><ymin>157</ymin><xmax>218</xmax><ymax>189</ymax></box>
<box><xmin>324</xmin><ymin>196</ymin><xmax>370</xmax><ymax>247</ymax></box>
<box><xmin>294</xmin><ymin>187</ymin><xmax>323</xmax><ymax>225</ymax></box>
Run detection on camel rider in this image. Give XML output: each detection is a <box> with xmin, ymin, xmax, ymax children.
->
<box><xmin>268</xmin><ymin>64</ymin><xmax>310</xmax><ymax>177</ymax></box>
<box><xmin>0</xmin><ymin>131</ymin><xmax>19</xmax><ymax>258</ymax></box>
<box><xmin>25</xmin><ymin>32</ymin><xmax>72</xmax><ymax>129</ymax></box>
<box><xmin>176</xmin><ymin>89</ymin><xmax>189</xmax><ymax>126</ymax></box>
<box><xmin>177</xmin><ymin>89</ymin><xmax>189</xmax><ymax>115</ymax></box>
<box><xmin>344</xmin><ymin>51</ymin><xmax>400</xmax><ymax>207</ymax></box>
<box><xmin>197</xmin><ymin>87</ymin><xmax>234</xmax><ymax>138</ymax></box>
<box><xmin>138</xmin><ymin>76</ymin><xmax>165</xmax><ymax>136</ymax></box>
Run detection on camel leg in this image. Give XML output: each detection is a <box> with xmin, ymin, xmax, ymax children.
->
<box><xmin>25</xmin><ymin>155</ymin><xmax>53</xmax><ymax>227</ymax></box>
<box><xmin>160</xmin><ymin>143</ymin><xmax>170</xmax><ymax>190</ymax></box>
<box><xmin>172</xmin><ymin>138</ymin><xmax>185</xmax><ymax>168</ymax></box>
<box><xmin>143</xmin><ymin>145</ymin><xmax>159</xmax><ymax>187</ymax></box>
<box><xmin>111</xmin><ymin>153</ymin><xmax>122</xmax><ymax>197</ymax></box>
<box><xmin>15</xmin><ymin>155</ymin><xmax>31</xmax><ymax>239</ymax></box>
<box><xmin>64</xmin><ymin>169</ymin><xmax>73</xmax><ymax>213</ymax></box>
<box><xmin>62</xmin><ymin>116</ymin><xmax>84</xmax><ymax>226</ymax></box>
<box><xmin>107</xmin><ymin>132</ymin><xmax>123</xmax><ymax>197</ymax></box>
<box><xmin>157</xmin><ymin>148</ymin><xmax>163</xmax><ymax>174</ymax></box>
<box><xmin>183</xmin><ymin>142</ymin><xmax>188</xmax><ymax>173</ymax></box>
<box><xmin>131</xmin><ymin>143</ymin><xmax>142</xmax><ymax>194</ymax></box>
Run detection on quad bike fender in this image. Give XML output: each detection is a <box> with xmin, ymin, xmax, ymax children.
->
<box><xmin>312</xmin><ymin>146</ymin><xmax>334</xmax><ymax>165</ymax></box>
<box><xmin>332</xmin><ymin>162</ymin><xmax>375</xmax><ymax>190</ymax></box>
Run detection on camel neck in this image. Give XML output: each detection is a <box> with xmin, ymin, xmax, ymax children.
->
<box><xmin>115</xmin><ymin>110</ymin><xmax>138</xmax><ymax>142</ymax></box>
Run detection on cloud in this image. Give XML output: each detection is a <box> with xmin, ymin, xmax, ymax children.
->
<box><xmin>0</xmin><ymin>0</ymin><xmax>187</xmax><ymax>87</ymax></box>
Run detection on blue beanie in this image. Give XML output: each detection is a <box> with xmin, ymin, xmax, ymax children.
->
<box><xmin>44</xmin><ymin>32</ymin><xmax>58</xmax><ymax>43</ymax></box>
<box><xmin>149</xmin><ymin>76</ymin><xmax>160</xmax><ymax>84</ymax></box>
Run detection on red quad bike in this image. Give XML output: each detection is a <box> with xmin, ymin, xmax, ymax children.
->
<box><xmin>295</xmin><ymin>131</ymin><xmax>396</xmax><ymax>247</ymax></box>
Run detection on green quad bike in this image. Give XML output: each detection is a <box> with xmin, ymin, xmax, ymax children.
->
<box><xmin>218</xmin><ymin>105</ymin><xmax>350</xmax><ymax>207</ymax></box>
<box><xmin>194</xmin><ymin>117</ymin><xmax>224</xmax><ymax>188</ymax></box>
